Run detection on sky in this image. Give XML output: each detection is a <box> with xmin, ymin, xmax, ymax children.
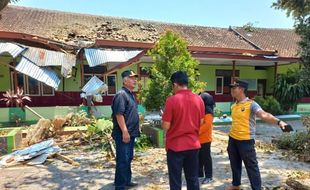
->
<box><xmin>14</xmin><ymin>0</ymin><xmax>295</xmax><ymax>29</ymax></box>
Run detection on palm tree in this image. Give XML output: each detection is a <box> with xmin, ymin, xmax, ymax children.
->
<box><xmin>0</xmin><ymin>0</ymin><xmax>19</xmax><ymax>11</ymax></box>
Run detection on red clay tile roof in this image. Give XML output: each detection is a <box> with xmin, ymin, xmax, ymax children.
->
<box><xmin>232</xmin><ymin>27</ymin><xmax>300</xmax><ymax>57</ymax></box>
<box><xmin>0</xmin><ymin>6</ymin><xmax>300</xmax><ymax>58</ymax></box>
<box><xmin>0</xmin><ymin>5</ymin><xmax>255</xmax><ymax>50</ymax></box>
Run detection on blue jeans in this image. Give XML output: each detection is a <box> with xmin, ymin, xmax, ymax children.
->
<box><xmin>113</xmin><ymin>134</ymin><xmax>135</xmax><ymax>190</ymax></box>
<box><xmin>167</xmin><ymin>149</ymin><xmax>200</xmax><ymax>190</ymax></box>
<box><xmin>227</xmin><ymin>137</ymin><xmax>261</xmax><ymax>190</ymax></box>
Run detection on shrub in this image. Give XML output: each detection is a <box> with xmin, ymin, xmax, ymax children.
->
<box><xmin>277</xmin><ymin>132</ymin><xmax>310</xmax><ymax>154</ymax></box>
<box><xmin>253</xmin><ymin>96</ymin><xmax>282</xmax><ymax>115</ymax></box>
<box><xmin>273</xmin><ymin>69</ymin><xmax>310</xmax><ymax>112</ymax></box>
<box><xmin>135</xmin><ymin>134</ymin><xmax>152</xmax><ymax>151</ymax></box>
<box><xmin>214</xmin><ymin>108</ymin><xmax>223</xmax><ymax>118</ymax></box>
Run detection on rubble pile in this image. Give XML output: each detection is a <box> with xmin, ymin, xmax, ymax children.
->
<box><xmin>301</xmin><ymin>115</ymin><xmax>310</xmax><ymax>132</ymax></box>
<box><xmin>51</xmin><ymin>20</ymin><xmax>160</xmax><ymax>46</ymax></box>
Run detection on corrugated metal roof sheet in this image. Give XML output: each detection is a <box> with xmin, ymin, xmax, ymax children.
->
<box><xmin>84</xmin><ymin>48</ymin><xmax>143</xmax><ymax>68</ymax></box>
<box><xmin>22</xmin><ymin>46</ymin><xmax>76</xmax><ymax>78</ymax></box>
<box><xmin>16</xmin><ymin>57</ymin><xmax>61</xmax><ymax>89</ymax></box>
<box><xmin>81</xmin><ymin>75</ymin><xmax>106</xmax><ymax>95</ymax></box>
<box><xmin>0</xmin><ymin>42</ymin><xmax>26</xmax><ymax>58</ymax></box>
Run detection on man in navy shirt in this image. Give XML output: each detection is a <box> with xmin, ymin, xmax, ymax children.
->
<box><xmin>111</xmin><ymin>70</ymin><xmax>140</xmax><ymax>190</ymax></box>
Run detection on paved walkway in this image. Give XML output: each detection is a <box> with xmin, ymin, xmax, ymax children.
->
<box><xmin>0</xmin><ymin>120</ymin><xmax>309</xmax><ymax>190</ymax></box>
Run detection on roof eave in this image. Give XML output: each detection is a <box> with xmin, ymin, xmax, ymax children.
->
<box><xmin>0</xmin><ymin>31</ymin><xmax>76</xmax><ymax>53</ymax></box>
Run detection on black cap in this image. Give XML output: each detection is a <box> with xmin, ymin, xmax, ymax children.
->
<box><xmin>229</xmin><ymin>79</ymin><xmax>248</xmax><ymax>89</ymax></box>
<box><xmin>121</xmin><ymin>70</ymin><xmax>138</xmax><ymax>78</ymax></box>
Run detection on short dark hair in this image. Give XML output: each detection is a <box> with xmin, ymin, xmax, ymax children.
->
<box><xmin>170</xmin><ymin>71</ymin><xmax>188</xmax><ymax>86</ymax></box>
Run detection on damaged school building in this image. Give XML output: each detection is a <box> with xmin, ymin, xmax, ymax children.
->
<box><xmin>0</xmin><ymin>5</ymin><xmax>308</xmax><ymax>121</ymax></box>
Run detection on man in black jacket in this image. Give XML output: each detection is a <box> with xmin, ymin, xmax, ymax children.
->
<box><xmin>111</xmin><ymin>70</ymin><xmax>140</xmax><ymax>190</ymax></box>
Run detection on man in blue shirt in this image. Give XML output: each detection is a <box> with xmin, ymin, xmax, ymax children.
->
<box><xmin>111</xmin><ymin>70</ymin><xmax>140</xmax><ymax>190</ymax></box>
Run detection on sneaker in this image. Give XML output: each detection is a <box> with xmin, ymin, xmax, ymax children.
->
<box><xmin>198</xmin><ymin>177</ymin><xmax>204</xmax><ymax>183</ymax></box>
<box><xmin>201</xmin><ymin>177</ymin><xmax>213</xmax><ymax>184</ymax></box>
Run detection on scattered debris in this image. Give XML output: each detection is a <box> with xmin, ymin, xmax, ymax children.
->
<box><xmin>0</xmin><ymin>139</ymin><xmax>60</xmax><ymax>168</ymax></box>
<box><xmin>25</xmin><ymin>119</ymin><xmax>56</xmax><ymax>145</ymax></box>
<box><xmin>286</xmin><ymin>178</ymin><xmax>310</xmax><ymax>190</ymax></box>
<box><xmin>301</xmin><ymin>115</ymin><xmax>310</xmax><ymax>132</ymax></box>
<box><xmin>53</xmin><ymin>153</ymin><xmax>80</xmax><ymax>167</ymax></box>
<box><xmin>64</xmin><ymin>111</ymin><xmax>94</xmax><ymax>127</ymax></box>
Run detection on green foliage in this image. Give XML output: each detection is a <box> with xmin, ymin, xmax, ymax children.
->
<box><xmin>140</xmin><ymin>30</ymin><xmax>206</xmax><ymax>111</ymax></box>
<box><xmin>65</xmin><ymin>110</ymin><xmax>94</xmax><ymax>127</ymax></box>
<box><xmin>277</xmin><ymin>132</ymin><xmax>310</xmax><ymax>154</ymax></box>
<box><xmin>242</xmin><ymin>22</ymin><xmax>257</xmax><ymax>32</ymax></box>
<box><xmin>253</xmin><ymin>96</ymin><xmax>282</xmax><ymax>115</ymax></box>
<box><xmin>214</xmin><ymin>108</ymin><xmax>223</xmax><ymax>117</ymax></box>
<box><xmin>135</xmin><ymin>134</ymin><xmax>152</xmax><ymax>151</ymax></box>
<box><xmin>273</xmin><ymin>69</ymin><xmax>310</xmax><ymax>112</ymax></box>
<box><xmin>86</xmin><ymin>118</ymin><xmax>114</xmax><ymax>152</ymax></box>
<box><xmin>272</xmin><ymin>0</ymin><xmax>310</xmax><ymax>20</ymax></box>
<box><xmin>273</xmin><ymin>0</ymin><xmax>310</xmax><ymax>86</ymax></box>
<box><xmin>87</xmin><ymin>119</ymin><xmax>152</xmax><ymax>152</ymax></box>
<box><xmin>87</xmin><ymin>118</ymin><xmax>113</xmax><ymax>137</ymax></box>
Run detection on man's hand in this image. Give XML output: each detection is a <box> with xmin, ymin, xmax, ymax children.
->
<box><xmin>122</xmin><ymin>131</ymin><xmax>130</xmax><ymax>143</ymax></box>
<box><xmin>116</xmin><ymin>114</ymin><xmax>131</xmax><ymax>143</ymax></box>
<box><xmin>279</xmin><ymin>121</ymin><xmax>293</xmax><ymax>132</ymax></box>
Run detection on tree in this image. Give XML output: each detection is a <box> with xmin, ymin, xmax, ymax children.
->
<box><xmin>140</xmin><ymin>30</ymin><xmax>205</xmax><ymax>111</ymax></box>
<box><xmin>0</xmin><ymin>0</ymin><xmax>19</xmax><ymax>11</ymax></box>
<box><xmin>273</xmin><ymin>0</ymin><xmax>310</xmax><ymax>78</ymax></box>
<box><xmin>273</xmin><ymin>69</ymin><xmax>310</xmax><ymax>112</ymax></box>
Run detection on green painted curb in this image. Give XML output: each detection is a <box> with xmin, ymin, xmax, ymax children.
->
<box><xmin>1</xmin><ymin>128</ymin><xmax>21</xmax><ymax>153</ymax></box>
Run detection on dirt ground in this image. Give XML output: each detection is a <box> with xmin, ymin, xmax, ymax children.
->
<box><xmin>0</xmin><ymin>120</ymin><xmax>309</xmax><ymax>190</ymax></box>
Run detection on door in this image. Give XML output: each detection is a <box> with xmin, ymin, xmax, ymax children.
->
<box><xmin>257</xmin><ymin>79</ymin><xmax>266</xmax><ymax>96</ymax></box>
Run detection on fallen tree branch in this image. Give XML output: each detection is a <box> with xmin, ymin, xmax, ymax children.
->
<box><xmin>25</xmin><ymin>105</ymin><xmax>44</xmax><ymax>119</ymax></box>
<box><xmin>55</xmin><ymin>153</ymin><xmax>80</xmax><ymax>167</ymax></box>
<box><xmin>109</xmin><ymin>139</ymin><xmax>116</xmax><ymax>158</ymax></box>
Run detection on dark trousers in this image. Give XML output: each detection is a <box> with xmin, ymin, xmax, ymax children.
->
<box><xmin>113</xmin><ymin>134</ymin><xmax>135</xmax><ymax>190</ymax></box>
<box><xmin>167</xmin><ymin>149</ymin><xmax>200</xmax><ymax>190</ymax></box>
<box><xmin>227</xmin><ymin>137</ymin><xmax>261</xmax><ymax>190</ymax></box>
<box><xmin>198</xmin><ymin>142</ymin><xmax>212</xmax><ymax>178</ymax></box>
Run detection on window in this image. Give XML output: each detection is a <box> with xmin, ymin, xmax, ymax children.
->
<box><xmin>11</xmin><ymin>72</ymin><xmax>54</xmax><ymax>96</ymax></box>
<box><xmin>215</xmin><ymin>77</ymin><xmax>223</xmax><ymax>94</ymax></box>
<box><xmin>83</xmin><ymin>65</ymin><xmax>117</xmax><ymax>95</ymax></box>
<box><xmin>139</xmin><ymin>67</ymin><xmax>150</xmax><ymax>77</ymax></box>
<box><xmin>215</xmin><ymin>69</ymin><xmax>240</xmax><ymax>95</ymax></box>
<box><xmin>106</xmin><ymin>74</ymin><xmax>116</xmax><ymax>95</ymax></box>
<box><xmin>41</xmin><ymin>83</ymin><xmax>54</xmax><ymax>96</ymax></box>
<box><xmin>16</xmin><ymin>72</ymin><xmax>25</xmax><ymax>90</ymax></box>
<box><xmin>83</xmin><ymin>65</ymin><xmax>106</xmax><ymax>85</ymax></box>
<box><xmin>27</xmin><ymin>76</ymin><xmax>40</xmax><ymax>95</ymax></box>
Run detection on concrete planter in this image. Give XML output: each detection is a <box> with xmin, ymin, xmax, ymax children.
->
<box><xmin>0</xmin><ymin>128</ymin><xmax>22</xmax><ymax>155</ymax></box>
<box><xmin>141</xmin><ymin>125</ymin><xmax>164</xmax><ymax>148</ymax></box>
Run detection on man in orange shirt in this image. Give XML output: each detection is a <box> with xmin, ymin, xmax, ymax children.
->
<box><xmin>198</xmin><ymin>91</ymin><xmax>215</xmax><ymax>184</ymax></box>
